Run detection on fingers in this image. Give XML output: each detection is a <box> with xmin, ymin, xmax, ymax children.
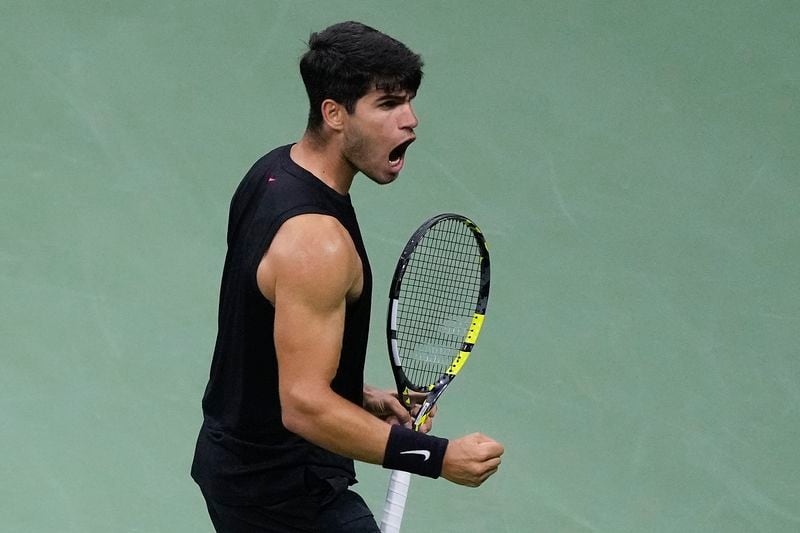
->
<box><xmin>367</xmin><ymin>387</ymin><xmax>412</xmax><ymax>425</ymax></box>
<box><xmin>410</xmin><ymin>404</ymin><xmax>437</xmax><ymax>432</ymax></box>
<box><xmin>477</xmin><ymin>463</ymin><xmax>500</xmax><ymax>485</ymax></box>
<box><xmin>467</xmin><ymin>432</ymin><xmax>505</xmax><ymax>459</ymax></box>
<box><xmin>371</xmin><ymin>388</ymin><xmax>442</xmax><ymax>432</ymax></box>
<box><xmin>411</xmin><ymin>404</ymin><xmax>437</xmax><ymax>419</ymax></box>
<box><xmin>384</xmin><ymin>415</ymin><xmax>402</xmax><ymax>426</ymax></box>
<box><xmin>404</xmin><ymin>390</ymin><xmax>428</xmax><ymax>404</ymax></box>
<box><xmin>387</xmin><ymin>399</ymin><xmax>412</xmax><ymax>426</ymax></box>
<box><xmin>440</xmin><ymin>433</ymin><xmax>505</xmax><ymax>488</ymax></box>
<box><xmin>418</xmin><ymin>418</ymin><xmax>433</xmax><ymax>433</ymax></box>
<box><xmin>477</xmin><ymin>438</ymin><xmax>505</xmax><ymax>459</ymax></box>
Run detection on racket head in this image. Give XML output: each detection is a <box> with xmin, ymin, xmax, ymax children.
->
<box><xmin>386</xmin><ymin>213</ymin><xmax>490</xmax><ymax>400</ymax></box>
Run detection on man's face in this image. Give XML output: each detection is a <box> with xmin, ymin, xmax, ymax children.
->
<box><xmin>341</xmin><ymin>88</ymin><xmax>418</xmax><ymax>184</ymax></box>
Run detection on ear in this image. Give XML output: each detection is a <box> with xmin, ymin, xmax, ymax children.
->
<box><xmin>321</xmin><ymin>99</ymin><xmax>346</xmax><ymax>132</ymax></box>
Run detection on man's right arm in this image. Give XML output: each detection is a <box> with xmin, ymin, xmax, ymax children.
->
<box><xmin>257</xmin><ymin>214</ymin><xmax>504</xmax><ymax>486</ymax></box>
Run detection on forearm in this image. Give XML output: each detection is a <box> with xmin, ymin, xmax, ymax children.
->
<box><xmin>281</xmin><ymin>383</ymin><xmax>391</xmax><ymax>464</ymax></box>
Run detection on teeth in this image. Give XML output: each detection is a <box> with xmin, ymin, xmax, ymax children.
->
<box><xmin>389</xmin><ymin>139</ymin><xmax>413</xmax><ymax>165</ymax></box>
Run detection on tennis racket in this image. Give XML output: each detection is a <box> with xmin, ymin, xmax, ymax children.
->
<box><xmin>379</xmin><ymin>213</ymin><xmax>490</xmax><ymax>533</ymax></box>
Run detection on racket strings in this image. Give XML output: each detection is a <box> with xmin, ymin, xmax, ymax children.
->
<box><xmin>395</xmin><ymin>219</ymin><xmax>483</xmax><ymax>388</ymax></box>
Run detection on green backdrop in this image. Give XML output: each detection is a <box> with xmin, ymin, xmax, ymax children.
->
<box><xmin>2</xmin><ymin>1</ymin><xmax>798</xmax><ymax>531</ymax></box>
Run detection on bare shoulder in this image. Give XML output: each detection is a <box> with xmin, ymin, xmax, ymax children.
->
<box><xmin>257</xmin><ymin>214</ymin><xmax>362</xmax><ymax>304</ymax></box>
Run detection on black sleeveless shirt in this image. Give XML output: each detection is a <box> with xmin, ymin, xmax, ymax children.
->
<box><xmin>191</xmin><ymin>144</ymin><xmax>372</xmax><ymax>508</ymax></box>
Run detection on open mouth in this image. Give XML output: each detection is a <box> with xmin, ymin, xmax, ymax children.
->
<box><xmin>388</xmin><ymin>138</ymin><xmax>415</xmax><ymax>166</ymax></box>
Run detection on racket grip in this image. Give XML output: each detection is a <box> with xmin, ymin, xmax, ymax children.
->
<box><xmin>380</xmin><ymin>469</ymin><xmax>412</xmax><ymax>533</ymax></box>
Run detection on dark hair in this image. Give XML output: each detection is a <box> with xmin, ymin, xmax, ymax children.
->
<box><xmin>299</xmin><ymin>21</ymin><xmax>424</xmax><ymax>131</ymax></box>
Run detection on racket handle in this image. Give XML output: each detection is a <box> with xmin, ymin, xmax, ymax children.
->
<box><xmin>380</xmin><ymin>469</ymin><xmax>412</xmax><ymax>533</ymax></box>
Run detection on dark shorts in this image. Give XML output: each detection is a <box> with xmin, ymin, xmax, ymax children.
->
<box><xmin>201</xmin><ymin>486</ymin><xmax>380</xmax><ymax>533</ymax></box>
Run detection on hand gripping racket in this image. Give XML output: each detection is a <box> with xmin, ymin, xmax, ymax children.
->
<box><xmin>379</xmin><ymin>213</ymin><xmax>490</xmax><ymax>533</ymax></box>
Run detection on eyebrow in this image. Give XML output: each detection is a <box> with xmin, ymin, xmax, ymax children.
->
<box><xmin>375</xmin><ymin>92</ymin><xmax>414</xmax><ymax>104</ymax></box>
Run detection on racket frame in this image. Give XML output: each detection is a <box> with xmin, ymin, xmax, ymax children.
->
<box><xmin>380</xmin><ymin>213</ymin><xmax>490</xmax><ymax>533</ymax></box>
<box><xmin>386</xmin><ymin>212</ymin><xmax>490</xmax><ymax>429</ymax></box>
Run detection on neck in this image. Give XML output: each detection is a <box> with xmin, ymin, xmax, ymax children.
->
<box><xmin>290</xmin><ymin>133</ymin><xmax>356</xmax><ymax>195</ymax></box>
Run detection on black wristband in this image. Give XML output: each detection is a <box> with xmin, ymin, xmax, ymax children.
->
<box><xmin>382</xmin><ymin>424</ymin><xmax>449</xmax><ymax>479</ymax></box>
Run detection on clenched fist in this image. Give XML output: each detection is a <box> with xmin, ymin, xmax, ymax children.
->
<box><xmin>441</xmin><ymin>433</ymin><xmax>504</xmax><ymax>487</ymax></box>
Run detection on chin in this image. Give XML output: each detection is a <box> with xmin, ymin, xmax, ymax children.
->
<box><xmin>364</xmin><ymin>170</ymin><xmax>399</xmax><ymax>185</ymax></box>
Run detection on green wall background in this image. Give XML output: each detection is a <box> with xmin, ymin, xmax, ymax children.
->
<box><xmin>2</xmin><ymin>1</ymin><xmax>798</xmax><ymax>531</ymax></box>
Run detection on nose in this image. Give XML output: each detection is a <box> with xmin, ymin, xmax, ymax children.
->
<box><xmin>401</xmin><ymin>102</ymin><xmax>419</xmax><ymax>131</ymax></box>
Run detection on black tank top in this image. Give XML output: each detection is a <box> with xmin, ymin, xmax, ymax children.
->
<box><xmin>191</xmin><ymin>144</ymin><xmax>372</xmax><ymax>506</ymax></box>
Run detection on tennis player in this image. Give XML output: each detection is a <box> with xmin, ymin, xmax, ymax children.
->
<box><xmin>191</xmin><ymin>21</ymin><xmax>504</xmax><ymax>532</ymax></box>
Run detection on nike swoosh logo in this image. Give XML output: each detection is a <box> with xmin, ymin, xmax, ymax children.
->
<box><xmin>400</xmin><ymin>449</ymin><xmax>431</xmax><ymax>461</ymax></box>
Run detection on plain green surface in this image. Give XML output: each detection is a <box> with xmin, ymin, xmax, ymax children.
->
<box><xmin>2</xmin><ymin>1</ymin><xmax>799</xmax><ymax>531</ymax></box>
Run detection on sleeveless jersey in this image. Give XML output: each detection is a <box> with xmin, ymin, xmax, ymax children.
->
<box><xmin>191</xmin><ymin>144</ymin><xmax>372</xmax><ymax>509</ymax></box>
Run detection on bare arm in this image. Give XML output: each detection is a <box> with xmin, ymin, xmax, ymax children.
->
<box><xmin>257</xmin><ymin>214</ymin><xmax>391</xmax><ymax>463</ymax></box>
<box><xmin>257</xmin><ymin>214</ymin><xmax>504</xmax><ymax>483</ymax></box>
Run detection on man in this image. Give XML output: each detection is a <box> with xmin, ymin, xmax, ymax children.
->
<box><xmin>191</xmin><ymin>21</ymin><xmax>504</xmax><ymax>532</ymax></box>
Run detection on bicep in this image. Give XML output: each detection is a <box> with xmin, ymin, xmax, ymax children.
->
<box><xmin>265</xmin><ymin>216</ymin><xmax>360</xmax><ymax>398</ymax></box>
<box><xmin>273</xmin><ymin>281</ymin><xmax>346</xmax><ymax>390</ymax></box>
